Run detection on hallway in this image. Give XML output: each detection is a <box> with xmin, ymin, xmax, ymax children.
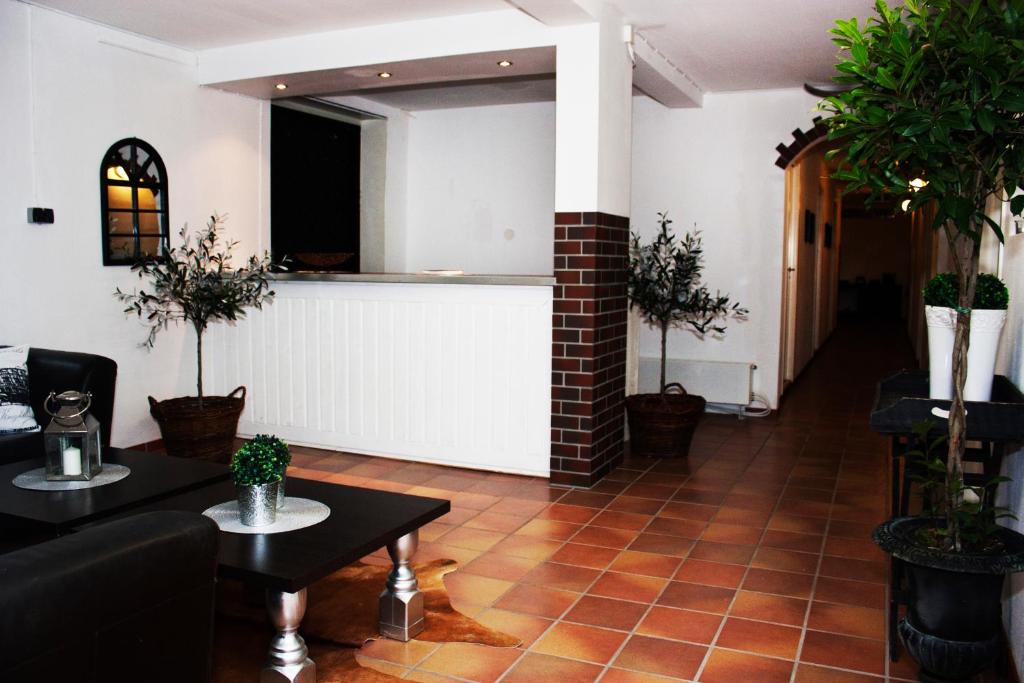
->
<box><xmin>280</xmin><ymin>321</ymin><xmax>929</xmax><ymax>682</ymax></box>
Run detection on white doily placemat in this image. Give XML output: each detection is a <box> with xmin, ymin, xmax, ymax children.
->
<box><xmin>202</xmin><ymin>497</ymin><xmax>330</xmax><ymax>534</ymax></box>
<box><xmin>12</xmin><ymin>464</ymin><xmax>131</xmax><ymax>491</ymax></box>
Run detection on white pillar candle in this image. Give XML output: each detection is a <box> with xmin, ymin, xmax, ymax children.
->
<box><xmin>62</xmin><ymin>445</ymin><xmax>82</xmax><ymax>476</ymax></box>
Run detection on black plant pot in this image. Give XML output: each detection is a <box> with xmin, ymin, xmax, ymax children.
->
<box><xmin>874</xmin><ymin>517</ymin><xmax>1024</xmax><ymax>681</ymax></box>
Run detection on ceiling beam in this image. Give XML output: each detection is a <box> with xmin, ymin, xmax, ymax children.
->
<box><xmin>197</xmin><ymin>10</ymin><xmax>553</xmax><ymax>86</ymax></box>
<box><xmin>503</xmin><ymin>0</ymin><xmax>595</xmax><ymax>26</ymax></box>
<box><xmin>631</xmin><ymin>33</ymin><xmax>703</xmax><ymax>108</ymax></box>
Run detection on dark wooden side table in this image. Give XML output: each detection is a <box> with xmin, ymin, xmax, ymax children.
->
<box><xmin>869</xmin><ymin>370</ymin><xmax>1024</xmax><ymax>661</ymax></box>
<box><xmin>90</xmin><ymin>476</ymin><xmax>450</xmax><ymax>683</ymax></box>
<box><xmin>0</xmin><ymin>448</ymin><xmax>229</xmax><ymax>537</ymax></box>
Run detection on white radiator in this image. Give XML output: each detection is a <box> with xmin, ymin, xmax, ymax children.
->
<box><xmin>637</xmin><ymin>358</ymin><xmax>755</xmax><ymax>406</ymax></box>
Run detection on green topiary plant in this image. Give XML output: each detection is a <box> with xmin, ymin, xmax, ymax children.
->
<box><xmin>922</xmin><ymin>273</ymin><xmax>959</xmax><ymax>309</ymax></box>
<box><xmin>974</xmin><ymin>273</ymin><xmax>1010</xmax><ymax>310</ymax></box>
<box><xmin>821</xmin><ymin>0</ymin><xmax>1024</xmax><ymax>551</ymax></box>
<box><xmin>231</xmin><ymin>436</ymin><xmax>286</xmax><ymax>486</ymax></box>
<box><xmin>115</xmin><ymin>214</ymin><xmax>275</xmax><ymax>406</ymax></box>
<box><xmin>924</xmin><ymin>273</ymin><xmax>1008</xmax><ymax>309</ymax></box>
<box><xmin>627</xmin><ymin>212</ymin><xmax>748</xmax><ymax>393</ymax></box>
<box><xmin>248</xmin><ymin>434</ymin><xmax>290</xmax><ymax>476</ymax></box>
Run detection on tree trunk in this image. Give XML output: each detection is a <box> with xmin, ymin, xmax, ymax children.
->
<box><xmin>945</xmin><ymin>228</ymin><xmax>980</xmax><ymax>551</ymax></box>
<box><xmin>659</xmin><ymin>321</ymin><xmax>668</xmax><ymax>393</ymax></box>
<box><xmin>196</xmin><ymin>325</ymin><xmax>204</xmax><ymax>408</ymax></box>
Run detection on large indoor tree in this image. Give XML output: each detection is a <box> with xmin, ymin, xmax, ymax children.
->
<box><xmin>821</xmin><ymin>0</ymin><xmax>1024</xmax><ymax>549</ymax></box>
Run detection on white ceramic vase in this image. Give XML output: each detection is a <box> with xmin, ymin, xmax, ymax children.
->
<box><xmin>926</xmin><ymin>306</ymin><xmax>956</xmax><ymax>400</ymax></box>
<box><xmin>964</xmin><ymin>309</ymin><xmax>1007</xmax><ymax>401</ymax></box>
<box><xmin>924</xmin><ymin>306</ymin><xmax>1006</xmax><ymax>402</ymax></box>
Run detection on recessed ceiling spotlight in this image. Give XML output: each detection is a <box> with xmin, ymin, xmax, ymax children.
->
<box><xmin>378</xmin><ymin>72</ymin><xmax>392</xmax><ymax>79</ymax></box>
<box><xmin>275</xmin><ymin>83</ymin><xmax>287</xmax><ymax>90</ymax></box>
<box><xmin>497</xmin><ymin>59</ymin><xmax>513</xmax><ymax>68</ymax></box>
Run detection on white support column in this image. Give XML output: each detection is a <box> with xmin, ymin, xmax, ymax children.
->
<box><xmin>554</xmin><ymin>4</ymin><xmax>633</xmax><ymax>216</ymax></box>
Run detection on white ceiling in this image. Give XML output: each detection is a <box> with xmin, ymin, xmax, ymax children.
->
<box><xmin>25</xmin><ymin>0</ymin><xmax>510</xmax><ymax>50</ymax></box>
<box><xmin>24</xmin><ymin>0</ymin><xmax>878</xmax><ymax>97</ymax></box>
<box><xmin>608</xmin><ymin>0</ymin><xmax>876</xmax><ymax>92</ymax></box>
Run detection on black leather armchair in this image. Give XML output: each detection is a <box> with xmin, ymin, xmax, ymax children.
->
<box><xmin>0</xmin><ymin>511</ymin><xmax>219</xmax><ymax>683</ymax></box>
<box><xmin>0</xmin><ymin>347</ymin><xmax>117</xmax><ymax>465</ymax></box>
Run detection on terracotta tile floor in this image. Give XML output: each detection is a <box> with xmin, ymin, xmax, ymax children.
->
<box><xmin>271</xmin><ymin>322</ymin><xmax>985</xmax><ymax>682</ymax></box>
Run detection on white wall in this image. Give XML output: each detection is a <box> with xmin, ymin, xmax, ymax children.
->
<box><xmin>996</xmin><ymin>225</ymin><xmax>1024</xmax><ymax>673</ymax></box>
<box><xmin>630</xmin><ymin>89</ymin><xmax>820</xmax><ymax>408</ymax></box>
<box><xmin>404</xmin><ymin>102</ymin><xmax>555</xmax><ymax>275</ymax></box>
<box><xmin>0</xmin><ymin>1</ymin><xmax>265</xmax><ymax>447</ymax></box>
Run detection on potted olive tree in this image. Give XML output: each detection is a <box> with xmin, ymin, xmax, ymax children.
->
<box><xmin>626</xmin><ymin>212</ymin><xmax>747</xmax><ymax>458</ymax></box>
<box><xmin>924</xmin><ymin>273</ymin><xmax>1009</xmax><ymax>401</ymax></box>
<box><xmin>116</xmin><ymin>214</ymin><xmax>275</xmax><ymax>462</ymax></box>
<box><xmin>821</xmin><ymin>0</ymin><xmax>1024</xmax><ymax>677</ymax></box>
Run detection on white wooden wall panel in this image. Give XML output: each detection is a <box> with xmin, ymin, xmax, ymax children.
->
<box><xmin>205</xmin><ymin>282</ymin><xmax>553</xmax><ymax>476</ymax></box>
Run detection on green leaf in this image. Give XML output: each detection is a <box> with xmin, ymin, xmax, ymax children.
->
<box><xmin>851</xmin><ymin>42</ymin><xmax>869</xmax><ymax>66</ymax></box>
<box><xmin>976</xmin><ymin>107</ymin><xmax>996</xmax><ymax>134</ymax></box>
<box><xmin>875</xmin><ymin>66</ymin><xmax>898</xmax><ymax>90</ymax></box>
<box><xmin>891</xmin><ymin>30</ymin><xmax>911</xmax><ymax>57</ymax></box>
<box><xmin>901</xmin><ymin>120</ymin><xmax>932</xmax><ymax>136</ymax></box>
<box><xmin>997</xmin><ymin>93</ymin><xmax>1024</xmax><ymax>112</ymax></box>
<box><xmin>982</xmin><ymin>214</ymin><xmax>1006</xmax><ymax>243</ymax></box>
<box><xmin>1010</xmin><ymin>194</ymin><xmax>1024</xmax><ymax>216</ymax></box>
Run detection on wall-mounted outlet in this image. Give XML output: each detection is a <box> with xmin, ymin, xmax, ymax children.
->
<box><xmin>27</xmin><ymin>207</ymin><xmax>54</xmax><ymax>224</ymax></box>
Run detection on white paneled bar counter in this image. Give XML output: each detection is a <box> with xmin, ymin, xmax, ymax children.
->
<box><xmin>204</xmin><ymin>273</ymin><xmax>555</xmax><ymax>476</ymax></box>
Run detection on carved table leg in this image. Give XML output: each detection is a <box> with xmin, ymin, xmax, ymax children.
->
<box><xmin>261</xmin><ymin>588</ymin><xmax>316</xmax><ymax>683</ymax></box>
<box><xmin>379</xmin><ymin>530</ymin><xmax>424</xmax><ymax>641</ymax></box>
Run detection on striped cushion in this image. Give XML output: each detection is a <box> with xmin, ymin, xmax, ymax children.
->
<box><xmin>0</xmin><ymin>345</ymin><xmax>40</xmax><ymax>434</ymax></box>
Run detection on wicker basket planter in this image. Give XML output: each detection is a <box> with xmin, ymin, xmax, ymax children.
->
<box><xmin>149</xmin><ymin>386</ymin><xmax>245</xmax><ymax>463</ymax></box>
<box><xmin>626</xmin><ymin>391</ymin><xmax>705</xmax><ymax>458</ymax></box>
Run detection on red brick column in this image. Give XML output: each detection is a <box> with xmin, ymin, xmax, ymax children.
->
<box><xmin>550</xmin><ymin>211</ymin><xmax>630</xmax><ymax>486</ymax></box>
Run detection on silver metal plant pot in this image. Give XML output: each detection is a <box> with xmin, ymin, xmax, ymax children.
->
<box><xmin>237</xmin><ymin>480</ymin><xmax>281</xmax><ymax>527</ymax></box>
<box><xmin>276</xmin><ymin>472</ymin><xmax>287</xmax><ymax>510</ymax></box>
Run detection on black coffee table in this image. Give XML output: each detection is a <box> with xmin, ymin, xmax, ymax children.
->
<box><xmin>94</xmin><ymin>476</ymin><xmax>450</xmax><ymax>683</ymax></box>
<box><xmin>0</xmin><ymin>448</ymin><xmax>229</xmax><ymax>536</ymax></box>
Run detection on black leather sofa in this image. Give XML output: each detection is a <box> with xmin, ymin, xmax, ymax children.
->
<box><xmin>0</xmin><ymin>511</ymin><xmax>219</xmax><ymax>683</ymax></box>
<box><xmin>0</xmin><ymin>347</ymin><xmax>117</xmax><ymax>465</ymax></box>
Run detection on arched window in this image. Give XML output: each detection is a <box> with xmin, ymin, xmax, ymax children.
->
<box><xmin>100</xmin><ymin>138</ymin><xmax>169</xmax><ymax>265</ymax></box>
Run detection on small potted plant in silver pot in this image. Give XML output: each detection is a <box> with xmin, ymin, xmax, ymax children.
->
<box><xmin>231</xmin><ymin>439</ymin><xmax>284</xmax><ymax>527</ymax></box>
<box><xmin>245</xmin><ymin>434</ymin><xmax>291</xmax><ymax>509</ymax></box>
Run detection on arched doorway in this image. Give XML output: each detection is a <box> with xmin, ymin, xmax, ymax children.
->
<box><xmin>777</xmin><ymin>135</ymin><xmax>842</xmax><ymax>394</ymax></box>
<box><xmin>774</xmin><ymin>121</ymin><xmax>933</xmax><ymax>397</ymax></box>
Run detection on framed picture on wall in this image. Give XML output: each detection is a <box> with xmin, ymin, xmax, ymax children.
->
<box><xmin>804</xmin><ymin>210</ymin><xmax>816</xmax><ymax>244</ymax></box>
<box><xmin>824</xmin><ymin>222</ymin><xmax>833</xmax><ymax>249</ymax></box>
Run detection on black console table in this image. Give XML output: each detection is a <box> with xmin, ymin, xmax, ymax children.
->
<box><xmin>869</xmin><ymin>370</ymin><xmax>1024</xmax><ymax>661</ymax></box>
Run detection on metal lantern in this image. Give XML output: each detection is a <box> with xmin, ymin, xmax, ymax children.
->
<box><xmin>43</xmin><ymin>391</ymin><xmax>102</xmax><ymax>481</ymax></box>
